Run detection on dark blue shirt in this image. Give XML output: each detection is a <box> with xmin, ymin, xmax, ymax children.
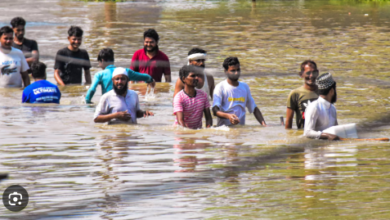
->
<box><xmin>22</xmin><ymin>80</ymin><xmax>61</xmax><ymax>104</ymax></box>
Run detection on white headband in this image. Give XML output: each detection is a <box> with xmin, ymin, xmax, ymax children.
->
<box><xmin>187</xmin><ymin>53</ymin><xmax>207</xmax><ymax>65</ymax></box>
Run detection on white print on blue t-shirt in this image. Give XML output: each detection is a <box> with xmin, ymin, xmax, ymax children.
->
<box><xmin>33</xmin><ymin>87</ymin><xmax>57</xmax><ymax>95</ymax></box>
<box><xmin>2</xmin><ymin>60</ymin><xmax>19</xmax><ymax>65</ymax></box>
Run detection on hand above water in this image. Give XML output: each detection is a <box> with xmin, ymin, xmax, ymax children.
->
<box><xmin>228</xmin><ymin>114</ymin><xmax>240</xmax><ymax>125</ymax></box>
<box><xmin>115</xmin><ymin>110</ymin><xmax>132</xmax><ymax>121</ymax></box>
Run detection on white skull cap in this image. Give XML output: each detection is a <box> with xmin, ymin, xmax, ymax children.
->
<box><xmin>112</xmin><ymin>67</ymin><xmax>128</xmax><ymax>79</ymax></box>
<box><xmin>316</xmin><ymin>72</ymin><xmax>335</xmax><ymax>90</ymax></box>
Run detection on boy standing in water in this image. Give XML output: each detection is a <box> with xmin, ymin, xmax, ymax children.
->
<box><xmin>54</xmin><ymin>26</ymin><xmax>91</xmax><ymax>86</ymax></box>
<box><xmin>173</xmin><ymin>65</ymin><xmax>212</xmax><ymax>129</ymax></box>
<box><xmin>22</xmin><ymin>62</ymin><xmax>61</xmax><ymax>104</ymax></box>
<box><xmin>212</xmin><ymin>57</ymin><xmax>266</xmax><ymax>127</ymax></box>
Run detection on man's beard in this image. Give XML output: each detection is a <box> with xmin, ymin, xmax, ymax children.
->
<box><xmin>114</xmin><ymin>82</ymin><xmax>128</xmax><ymax>96</ymax></box>
<box><xmin>16</xmin><ymin>34</ymin><xmax>24</xmax><ymax>41</ymax></box>
<box><xmin>331</xmin><ymin>90</ymin><xmax>337</xmax><ymax>104</ymax></box>
<box><xmin>144</xmin><ymin>45</ymin><xmax>158</xmax><ymax>53</ymax></box>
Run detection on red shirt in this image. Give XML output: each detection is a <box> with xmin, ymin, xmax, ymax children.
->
<box><xmin>130</xmin><ymin>49</ymin><xmax>171</xmax><ymax>82</ymax></box>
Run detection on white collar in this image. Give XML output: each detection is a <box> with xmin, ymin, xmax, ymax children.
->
<box><xmin>318</xmin><ymin>96</ymin><xmax>331</xmax><ymax>109</ymax></box>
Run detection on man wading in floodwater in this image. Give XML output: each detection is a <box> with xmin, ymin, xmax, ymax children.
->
<box><xmin>94</xmin><ymin>67</ymin><xmax>154</xmax><ymax>124</ymax></box>
<box><xmin>130</xmin><ymin>29</ymin><xmax>171</xmax><ymax>83</ymax></box>
<box><xmin>304</xmin><ymin>73</ymin><xmax>339</xmax><ymax>140</ymax></box>
<box><xmin>173</xmin><ymin>65</ymin><xmax>212</xmax><ymax>129</ymax></box>
<box><xmin>10</xmin><ymin>17</ymin><xmax>39</xmax><ymax>66</ymax></box>
<box><xmin>285</xmin><ymin>60</ymin><xmax>319</xmax><ymax>129</ymax></box>
<box><xmin>212</xmin><ymin>57</ymin><xmax>266</xmax><ymax>127</ymax></box>
<box><xmin>173</xmin><ymin>48</ymin><xmax>215</xmax><ymax>101</ymax></box>
<box><xmin>54</xmin><ymin>26</ymin><xmax>91</xmax><ymax>86</ymax></box>
<box><xmin>0</xmin><ymin>26</ymin><xmax>30</xmax><ymax>88</ymax></box>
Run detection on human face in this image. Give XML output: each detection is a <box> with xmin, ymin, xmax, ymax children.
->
<box><xmin>13</xmin><ymin>25</ymin><xmax>25</xmax><ymax>41</ymax></box>
<box><xmin>225</xmin><ymin>64</ymin><xmax>241</xmax><ymax>81</ymax></box>
<box><xmin>113</xmin><ymin>75</ymin><xmax>129</xmax><ymax>95</ymax></box>
<box><xmin>143</xmin><ymin>37</ymin><xmax>157</xmax><ymax>52</ymax></box>
<box><xmin>183</xmin><ymin>72</ymin><xmax>199</xmax><ymax>88</ymax></box>
<box><xmin>68</xmin><ymin>36</ymin><xmax>82</xmax><ymax>50</ymax></box>
<box><xmin>189</xmin><ymin>59</ymin><xmax>205</xmax><ymax>68</ymax></box>
<box><xmin>330</xmin><ymin>87</ymin><xmax>337</xmax><ymax>104</ymax></box>
<box><xmin>301</xmin><ymin>64</ymin><xmax>318</xmax><ymax>86</ymax></box>
<box><xmin>0</xmin><ymin>32</ymin><xmax>14</xmax><ymax>49</ymax></box>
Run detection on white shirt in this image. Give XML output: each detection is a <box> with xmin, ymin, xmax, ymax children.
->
<box><xmin>212</xmin><ymin>80</ymin><xmax>257</xmax><ymax>126</ymax></box>
<box><xmin>94</xmin><ymin>89</ymin><xmax>140</xmax><ymax>124</ymax></box>
<box><xmin>304</xmin><ymin>96</ymin><xmax>337</xmax><ymax>139</ymax></box>
<box><xmin>0</xmin><ymin>47</ymin><xmax>29</xmax><ymax>88</ymax></box>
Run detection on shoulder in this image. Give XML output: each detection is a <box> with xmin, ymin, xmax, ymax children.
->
<box><xmin>197</xmin><ymin>89</ymin><xmax>207</xmax><ymax>97</ymax></box>
<box><xmin>11</xmin><ymin>47</ymin><xmax>24</xmax><ymax>56</ymax></box>
<box><xmin>174</xmin><ymin>90</ymin><xmax>185</xmax><ymax>100</ymax></box>
<box><xmin>56</xmin><ymin>47</ymin><xmax>68</xmax><ymax>54</ymax></box>
<box><xmin>128</xmin><ymin>89</ymin><xmax>138</xmax><ymax>96</ymax></box>
<box><xmin>239</xmin><ymin>81</ymin><xmax>251</xmax><ymax>90</ymax></box>
<box><xmin>23</xmin><ymin>83</ymin><xmax>35</xmax><ymax>91</ymax></box>
<box><xmin>102</xmin><ymin>90</ymin><xmax>115</xmax><ymax>99</ymax></box>
<box><xmin>79</xmin><ymin>49</ymin><xmax>89</xmax><ymax>55</ymax></box>
<box><xmin>24</xmin><ymin>38</ymin><xmax>37</xmax><ymax>45</ymax></box>
<box><xmin>157</xmin><ymin>51</ymin><xmax>169</xmax><ymax>60</ymax></box>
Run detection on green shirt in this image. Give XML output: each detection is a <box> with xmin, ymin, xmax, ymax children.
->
<box><xmin>287</xmin><ymin>86</ymin><xmax>318</xmax><ymax>129</ymax></box>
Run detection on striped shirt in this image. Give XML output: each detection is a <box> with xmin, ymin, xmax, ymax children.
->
<box><xmin>173</xmin><ymin>89</ymin><xmax>211</xmax><ymax>129</ymax></box>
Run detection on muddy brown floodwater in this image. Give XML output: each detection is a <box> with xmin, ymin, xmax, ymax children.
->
<box><xmin>1</xmin><ymin>0</ymin><xmax>390</xmax><ymax>219</ymax></box>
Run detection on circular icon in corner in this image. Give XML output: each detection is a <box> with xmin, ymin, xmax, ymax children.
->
<box><xmin>2</xmin><ymin>185</ymin><xmax>29</xmax><ymax>212</ymax></box>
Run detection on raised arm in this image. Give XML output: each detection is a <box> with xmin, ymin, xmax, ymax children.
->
<box><xmin>85</xmin><ymin>72</ymin><xmax>101</xmax><ymax>103</ymax></box>
<box><xmin>127</xmin><ymin>68</ymin><xmax>154</xmax><ymax>83</ymax></box>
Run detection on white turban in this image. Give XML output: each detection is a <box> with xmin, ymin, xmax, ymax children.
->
<box><xmin>187</xmin><ymin>53</ymin><xmax>207</xmax><ymax>65</ymax></box>
<box><xmin>112</xmin><ymin>67</ymin><xmax>128</xmax><ymax>79</ymax></box>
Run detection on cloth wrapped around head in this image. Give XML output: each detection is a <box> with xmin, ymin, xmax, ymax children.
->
<box><xmin>187</xmin><ymin>53</ymin><xmax>207</xmax><ymax>65</ymax></box>
<box><xmin>112</xmin><ymin>67</ymin><xmax>128</xmax><ymax>79</ymax></box>
<box><xmin>316</xmin><ymin>72</ymin><xmax>335</xmax><ymax>90</ymax></box>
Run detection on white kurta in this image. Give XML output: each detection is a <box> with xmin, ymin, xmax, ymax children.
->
<box><xmin>304</xmin><ymin>97</ymin><xmax>337</xmax><ymax>139</ymax></box>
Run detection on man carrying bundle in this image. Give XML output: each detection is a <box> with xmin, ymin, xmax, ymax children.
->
<box><xmin>304</xmin><ymin>73</ymin><xmax>339</xmax><ymax>140</ymax></box>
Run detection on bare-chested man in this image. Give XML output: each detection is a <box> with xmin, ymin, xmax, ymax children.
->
<box><xmin>173</xmin><ymin>48</ymin><xmax>214</xmax><ymax>101</ymax></box>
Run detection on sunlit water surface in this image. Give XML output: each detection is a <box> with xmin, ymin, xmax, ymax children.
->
<box><xmin>1</xmin><ymin>0</ymin><xmax>390</xmax><ymax>219</ymax></box>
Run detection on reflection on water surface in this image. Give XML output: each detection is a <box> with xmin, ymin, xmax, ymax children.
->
<box><xmin>1</xmin><ymin>0</ymin><xmax>390</xmax><ymax>219</ymax></box>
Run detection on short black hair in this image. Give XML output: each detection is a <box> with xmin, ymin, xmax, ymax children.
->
<box><xmin>0</xmin><ymin>26</ymin><xmax>14</xmax><ymax>37</ymax></box>
<box><xmin>31</xmin><ymin>62</ymin><xmax>47</xmax><ymax>79</ymax></box>
<box><xmin>68</xmin><ymin>26</ymin><xmax>83</xmax><ymax>37</ymax></box>
<box><xmin>188</xmin><ymin>48</ymin><xmax>206</xmax><ymax>56</ymax></box>
<box><xmin>300</xmin><ymin>60</ymin><xmax>317</xmax><ymax>75</ymax></box>
<box><xmin>319</xmin><ymin>82</ymin><xmax>336</xmax><ymax>96</ymax></box>
<box><xmin>143</xmin><ymin>29</ymin><xmax>159</xmax><ymax>42</ymax></box>
<box><xmin>10</xmin><ymin>17</ymin><xmax>26</xmax><ymax>28</ymax></box>
<box><xmin>223</xmin><ymin>57</ymin><xmax>240</xmax><ymax>71</ymax></box>
<box><xmin>179</xmin><ymin>65</ymin><xmax>203</xmax><ymax>83</ymax></box>
<box><xmin>97</xmin><ymin>48</ymin><xmax>114</xmax><ymax>62</ymax></box>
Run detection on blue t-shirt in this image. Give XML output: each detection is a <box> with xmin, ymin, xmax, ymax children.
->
<box><xmin>22</xmin><ymin>80</ymin><xmax>61</xmax><ymax>104</ymax></box>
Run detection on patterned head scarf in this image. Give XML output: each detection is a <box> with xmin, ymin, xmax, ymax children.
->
<box><xmin>316</xmin><ymin>73</ymin><xmax>335</xmax><ymax>90</ymax></box>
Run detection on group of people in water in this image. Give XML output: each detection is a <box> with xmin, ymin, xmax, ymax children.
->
<box><xmin>0</xmin><ymin>17</ymin><xmax>340</xmax><ymax>140</ymax></box>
